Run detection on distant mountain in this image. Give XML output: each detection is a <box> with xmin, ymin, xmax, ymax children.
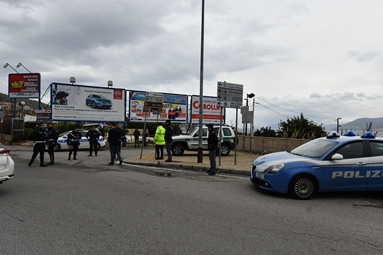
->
<box><xmin>342</xmin><ymin>117</ymin><xmax>383</xmax><ymax>130</ymax></box>
<box><xmin>0</xmin><ymin>92</ymin><xmax>47</xmax><ymax>109</ymax></box>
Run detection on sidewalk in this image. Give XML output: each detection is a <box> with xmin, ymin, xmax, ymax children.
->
<box><xmin>6</xmin><ymin>143</ymin><xmax>257</xmax><ymax>176</ymax></box>
<box><xmin>125</xmin><ymin>148</ymin><xmax>257</xmax><ymax>175</ymax></box>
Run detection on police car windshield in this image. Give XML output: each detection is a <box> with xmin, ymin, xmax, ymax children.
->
<box><xmin>291</xmin><ymin>139</ymin><xmax>338</xmax><ymax>158</ymax></box>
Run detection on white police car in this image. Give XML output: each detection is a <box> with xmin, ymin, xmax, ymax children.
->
<box><xmin>0</xmin><ymin>143</ymin><xmax>14</xmax><ymax>184</ymax></box>
<box><xmin>55</xmin><ymin>130</ymin><xmax>106</xmax><ymax>151</ymax></box>
<box><xmin>250</xmin><ymin>131</ymin><xmax>383</xmax><ymax>199</ymax></box>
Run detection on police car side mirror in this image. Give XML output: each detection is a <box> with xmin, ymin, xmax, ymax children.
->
<box><xmin>331</xmin><ymin>153</ymin><xmax>343</xmax><ymax>160</ymax></box>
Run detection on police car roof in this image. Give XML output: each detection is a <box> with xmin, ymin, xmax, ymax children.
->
<box><xmin>323</xmin><ymin>131</ymin><xmax>381</xmax><ymax>142</ymax></box>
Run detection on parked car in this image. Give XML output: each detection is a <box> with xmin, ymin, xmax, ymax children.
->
<box><xmin>85</xmin><ymin>94</ymin><xmax>112</xmax><ymax>109</ymax></box>
<box><xmin>250</xmin><ymin>131</ymin><xmax>383</xmax><ymax>200</ymax></box>
<box><xmin>171</xmin><ymin>125</ymin><xmax>237</xmax><ymax>156</ymax></box>
<box><xmin>0</xmin><ymin>143</ymin><xmax>15</xmax><ymax>184</ymax></box>
<box><xmin>55</xmin><ymin>130</ymin><xmax>106</xmax><ymax>151</ymax></box>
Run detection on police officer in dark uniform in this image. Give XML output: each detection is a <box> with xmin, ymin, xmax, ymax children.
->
<box><xmin>67</xmin><ymin>127</ymin><xmax>80</xmax><ymax>160</ymax></box>
<box><xmin>46</xmin><ymin>121</ymin><xmax>58</xmax><ymax>165</ymax></box>
<box><xmin>28</xmin><ymin>122</ymin><xmax>48</xmax><ymax>167</ymax></box>
<box><xmin>86</xmin><ymin>126</ymin><xmax>100</xmax><ymax>156</ymax></box>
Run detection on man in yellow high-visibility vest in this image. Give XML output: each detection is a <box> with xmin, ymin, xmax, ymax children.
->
<box><xmin>153</xmin><ymin>122</ymin><xmax>166</xmax><ymax>160</ymax></box>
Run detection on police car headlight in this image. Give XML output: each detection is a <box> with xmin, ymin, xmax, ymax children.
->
<box><xmin>264</xmin><ymin>164</ymin><xmax>284</xmax><ymax>174</ymax></box>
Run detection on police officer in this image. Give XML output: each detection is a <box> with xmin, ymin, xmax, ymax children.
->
<box><xmin>46</xmin><ymin>121</ymin><xmax>58</xmax><ymax>165</ymax></box>
<box><xmin>28</xmin><ymin>122</ymin><xmax>48</xmax><ymax>167</ymax></box>
<box><xmin>86</xmin><ymin>126</ymin><xmax>100</xmax><ymax>156</ymax></box>
<box><xmin>67</xmin><ymin>127</ymin><xmax>80</xmax><ymax>160</ymax></box>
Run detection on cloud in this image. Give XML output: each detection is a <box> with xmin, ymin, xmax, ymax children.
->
<box><xmin>348</xmin><ymin>51</ymin><xmax>380</xmax><ymax>62</ymax></box>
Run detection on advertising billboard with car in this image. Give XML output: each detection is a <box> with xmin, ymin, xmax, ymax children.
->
<box><xmin>50</xmin><ymin>83</ymin><xmax>126</xmax><ymax>122</ymax></box>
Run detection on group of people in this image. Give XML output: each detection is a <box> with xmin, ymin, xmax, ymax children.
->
<box><xmin>153</xmin><ymin>120</ymin><xmax>219</xmax><ymax>175</ymax></box>
<box><xmin>153</xmin><ymin>119</ymin><xmax>173</xmax><ymax>162</ymax></box>
<box><xmin>28</xmin><ymin>121</ymin><xmax>124</xmax><ymax>167</ymax></box>
<box><xmin>28</xmin><ymin>120</ymin><xmax>219</xmax><ymax>175</ymax></box>
<box><xmin>28</xmin><ymin>121</ymin><xmax>58</xmax><ymax>167</ymax></box>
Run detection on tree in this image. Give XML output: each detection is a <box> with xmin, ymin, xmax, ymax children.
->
<box><xmin>277</xmin><ymin>113</ymin><xmax>326</xmax><ymax>139</ymax></box>
<box><xmin>254</xmin><ymin>127</ymin><xmax>277</xmax><ymax>137</ymax></box>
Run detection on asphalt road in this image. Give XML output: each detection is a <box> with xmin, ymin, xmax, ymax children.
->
<box><xmin>1</xmin><ymin>149</ymin><xmax>383</xmax><ymax>255</ymax></box>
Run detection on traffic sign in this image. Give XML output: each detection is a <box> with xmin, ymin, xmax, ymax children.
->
<box><xmin>242</xmin><ymin>111</ymin><xmax>253</xmax><ymax>124</ymax></box>
<box><xmin>144</xmin><ymin>102</ymin><xmax>163</xmax><ymax>112</ymax></box>
<box><xmin>145</xmin><ymin>91</ymin><xmax>163</xmax><ymax>103</ymax></box>
<box><xmin>217</xmin><ymin>81</ymin><xmax>243</xmax><ymax>108</ymax></box>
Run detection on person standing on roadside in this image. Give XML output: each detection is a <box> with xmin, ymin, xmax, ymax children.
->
<box><xmin>67</xmin><ymin>127</ymin><xmax>80</xmax><ymax>160</ymax></box>
<box><xmin>28</xmin><ymin>122</ymin><xmax>48</xmax><ymax>167</ymax></box>
<box><xmin>133</xmin><ymin>128</ymin><xmax>140</xmax><ymax>148</ymax></box>
<box><xmin>107</xmin><ymin>122</ymin><xmax>123</xmax><ymax>165</ymax></box>
<box><xmin>164</xmin><ymin>120</ymin><xmax>173</xmax><ymax>162</ymax></box>
<box><xmin>86</xmin><ymin>126</ymin><xmax>100</xmax><ymax>156</ymax></box>
<box><xmin>153</xmin><ymin>122</ymin><xmax>165</xmax><ymax>160</ymax></box>
<box><xmin>46</xmin><ymin>121</ymin><xmax>58</xmax><ymax>165</ymax></box>
<box><xmin>207</xmin><ymin>124</ymin><xmax>219</xmax><ymax>175</ymax></box>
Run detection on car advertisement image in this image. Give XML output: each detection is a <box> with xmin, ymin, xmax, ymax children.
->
<box><xmin>50</xmin><ymin>83</ymin><xmax>126</xmax><ymax>122</ymax></box>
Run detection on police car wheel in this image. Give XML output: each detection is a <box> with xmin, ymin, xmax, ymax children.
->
<box><xmin>288</xmin><ymin>174</ymin><xmax>317</xmax><ymax>200</ymax></box>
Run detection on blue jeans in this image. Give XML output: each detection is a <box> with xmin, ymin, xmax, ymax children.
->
<box><xmin>209</xmin><ymin>149</ymin><xmax>216</xmax><ymax>173</ymax></box>
<box><xmin>166</xmin><ymin>142</ymin><xmax>172</xmax><ymax>161</ymax></box>
<box><xmin>110</xmin><ymin>145</ymin><xmax>122</xmax><ymax>163</ymax></box>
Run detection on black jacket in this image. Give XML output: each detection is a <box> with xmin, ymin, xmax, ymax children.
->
<box><xmin>208</xmin><ymin>130</ymin><xmax>219</xmax><ymax>151</ymax></box>
<box><xmin>165</xmin><ymin>126</ymin><xmax>173</xmax><ymax>143</ymax></box>
<box><xmin>86</xmin><ymin>129</ymin><xmax>100</xmax><ymax>142</ymax></box>
<box><xmin>67</xmin><ymin>131</ymin><xmax>80</xmax><ymax>145</ymax></box>
<box><xmin>47</xmin><ymin>127</ymin><xmax>58</xmax><ymax>143</ymax></box>
<box><xmin>108</xmin><ymin>127</ymin><xmax>123</xmax><ymax>146</ymax></box>
<box><xmin>34</xmin><ymin>127</ymin><xmax>47</xmax><ymax>142</ymax></box>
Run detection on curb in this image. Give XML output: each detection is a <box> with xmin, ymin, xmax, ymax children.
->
<box><xmin>125</xmin><ymin>160</ymin><xmax>250</xmax><ymax>176</ymax></box>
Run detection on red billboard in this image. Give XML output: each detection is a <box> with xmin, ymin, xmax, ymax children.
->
<box><xmin>8</xmin><ymin>73</ymin><xmax>41</xmax><ymax>98</ymax></box>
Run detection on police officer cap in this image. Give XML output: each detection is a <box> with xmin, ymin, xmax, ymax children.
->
<box><xmin>37</xmin><ymin>121</ymin><xmax>44</xmax><ymax>125</ymax></box>
<box><xmin>207</xmin><ymin>124</ymin><xmax>214</xmax><ymax>129</ymax></box>
<box><xmin>47</xmin><ymin>121</ymin><xmax>52</xmax><ymax>125</ymax></box>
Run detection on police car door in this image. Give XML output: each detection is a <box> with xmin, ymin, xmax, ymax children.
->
<box><xmin>366</xmin><ymin>141</ymin><xmax>383</xmax><ymax>190</ymax></box>
<box><xmin>322</xmin><ymin>141</ymin><xmax>368</xmax><ymax>191</ymax></box>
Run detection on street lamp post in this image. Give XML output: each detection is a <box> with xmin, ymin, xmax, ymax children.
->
<box><xmin>16</xmin><ymin>63</ymin><xmax>31</xmax><ymax>73</ymax></box>
<box><xmin>70</xmin><ymin>77</ymin><xmax>76</xmax><ymax>84</ymax></box>
<box><xmin>18</xmin><ymin>101</ymin><xmax>26</xmax><ymax>135</ymax></box>
<box><xmin>107</xmin><ymin>80</ymin><xmax>113</xmax><ymax>88</ymax></box>
<box><xmin>244</xmin><ymin>93</ymin><xmax>255</xmax><ymax>136</ymax></box>
<box><xmin>337</xmin><ymin>118</ymin><xmax>342</xmax><ymax>134</ymax></box>
<box><xmin>3</xmin><ymin>63</ymin><xmax>19</xmax><ymax>73</ymax></box>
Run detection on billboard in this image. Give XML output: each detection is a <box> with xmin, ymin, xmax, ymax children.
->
<box><xmin>130</xmin><ymin>91</ymin><xmax>188</xmax><ymax>123</ymax></box>
<box><xmin>50</xmin><ymin>83</ymin><xmax>126</xmax><ymax>122</ymax></box>
<box><xmin>190</xmin><ymin>95</ymin><xmax>225</xmax><ymax>124</ymax></box>
<box><xmin>8</xmin><ymin>73</ymin><xmax>41</xmax><ymax>98</ymax></box>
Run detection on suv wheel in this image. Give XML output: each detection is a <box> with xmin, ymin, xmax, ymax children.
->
<box><xmin>219</xmin><ymin>143</ymin><xmax>230</xmax><ymax>156</ymax></box>
<box><xmin>172</xmin><ymin>143</ymin><xmax>185</xmax><ymax>156</ymax></box>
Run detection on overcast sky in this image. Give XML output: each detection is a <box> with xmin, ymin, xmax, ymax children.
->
<box><xmin>1</xmin><ymin>0</ymin><xmax>382</xmax><ymax>130</ymax></box>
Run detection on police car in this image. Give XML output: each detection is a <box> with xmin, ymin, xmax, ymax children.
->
<box><xmin>250</xmin><ymin>131</ymin><xmax>383</xmax><ymax>199</ymax></box>
<box><xmin>55</xmin><ymin>130</ymin><xmax>106</xmax><ymax>151</ymax></box>
<box><xmin>0</xmin><ymin>143</ymin><xmax>14</xmax><ymax>184</ymax></box>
